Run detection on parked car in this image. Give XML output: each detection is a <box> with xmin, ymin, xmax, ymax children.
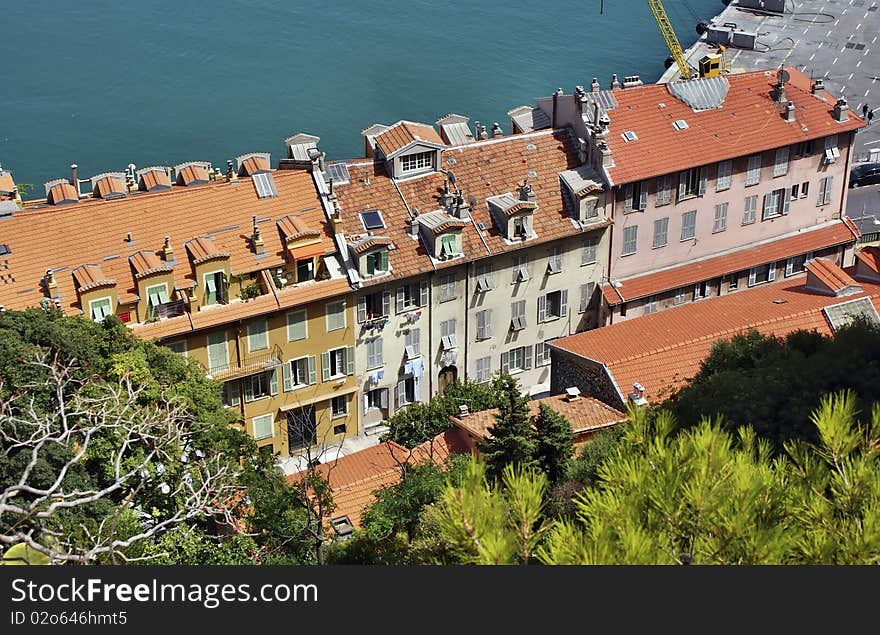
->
<box><xmin>850</xmin><ymin>162</ymin><xmax>880</xmax><ymax>187</ymax></box>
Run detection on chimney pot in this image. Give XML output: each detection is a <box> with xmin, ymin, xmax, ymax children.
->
<box><xmin>784</xmin><ymin>100</ymin><xmax>796</xmax><ymax>122</ymax></box>
<box><xmin>812</xmin><ymin>78</ymin><xmax>825</xmax><ymax>94</ymax></box>
<box><xmin>69</xmin><ymin>164</ymin><xmax>78</xmax><ymax>190</ymax></box>
<box><xmin>611</xmin><ymin>73</ymin><xmax>620</xmax><ymax>90</ymax></box>
<box><xmin>591</xmin><ymin>77</ymin><xmax>600</xmax><ymax>93</ymax></box>
<box><xmin>833</xmin><ymin>97</ymin><xmax>850</xmax><ymax>122</ymax></box>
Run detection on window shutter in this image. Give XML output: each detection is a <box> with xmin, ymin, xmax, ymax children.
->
<box><xmin>380</xmin><ymin>388</ymin><xmax>388</xmax><ymax>409</ymax></box>
<box><xmin>484</xmin><ymin>310</ymin><xmax>493</xmax><ymax>338</ymax></box>
<box><xmin>559</xmin><ymin>289</ymin><xmax>568</xmax><ymax>317</ymax></box>
<box><xmin>501</xmin><ymin>351</ymin><xmax>510</xmax><ymax>373</ymax></box>
<box><xmin>396</xmin><ymin>381</ymin><xmax>406</xmax><ymax>409</ymax></box>
<box><xmin>537</xmin><ymin>295</ymin><xmax>547</xmax><ymax>323</ymax></box>
<box><xmin>677</xmin><ymin>172</ymin><xmax>686</xmax><ymax>200</ymax></box>
<box><xmin>623</xmin><ymin>184</ymin><xmax>634</xmax><ymax>212</ymax></box>
<box><xmin>419</xmin><ymin>280</ymin><xmax>429</xmax><ymax>306</ymax></box>
<box><xmin>228</xmin><ymin>381</ymin><xmax>240</xmax><ymax>406</ymax></box>
<box><xmin>382</xmin><ymin>291</ymin><xmax>391</xmax><ymax>316</ymax></box>
<box><xmin>396</xmin><ymin>286</ymin><xmax>405</xmax><ymax>312</ymax></box>
<box><xmin>380</xmin><ymin>250</ymin><xmax>389</xmax><ymax>271</ymax></box>
<box><xmin>535</xmin><ymin>343</ymin><xmax>543</xmax><ymax>366</ymax></box>
<box><xmin>523</xmin><ymin>346</ymin><xmax>532</xmax><ymax>370</ymax></box>
<box><xmin>269</xmin><ymin>369</ymin><xmax>278</xmax><ymax>396</ymax></box>
<box><xmin>357</xmin><ymin>296</ymin><xmax>366</xmax><ymax>323</ymax></box>
<box><xmin>308</xmin><ymin>355</ymin><xmax>316</xmax><ymax>385</ymax></box>
<box><xmin>782</xmin><ymin>189</ymin><xmax>791</xmax><ymax>215</ymax></box>
<box><xmin>244</xmin><ymin>377</ymin><xmax>254</xmax><ymax>402</ymax></box>
<box><xmin>476</xmin><ymin>311</ymin><xmax>485</xmax><ymax>340</ymax></box>
<box><xmin>698</xmin><ymin>167</ymin><xmax>707</xmax><ymax>196</ymax></box>
<box><xmin>219</xmin><ymin>274</ymin><xmax>229</xmax><ymax>303</ymax></box>
<box><xmin>639</xmin><ymin>183</ymin><xmax>648</xmax><ymax>210</ymax></box>
<box><xmin>366</xmin><ymin>255</ymin><xmax>376</xmax><ymax>276</ymax></box>
<box><xmin>748</xmin><ymin>269</ymin><xmax>757</xmax><ymax>286</ymax></box>
<box><xmin>768</xmin><ymin>263</ymin><xmax>776</xmax><ymax>282</ymax></box>
<box><xmin>410</xmin><ymin>329</ymin><xmax>420</xmax><ymax>356</ymax></box>
<box><xmin>763</xmin><ymin>194</ymin><xmax>773</xmax><ymax>219</ymax></box>
<box><xmin>321</xmin><ymin>351</ymin><xmax>330</xmax><ymax>382</ymax></box>
<box><xmin>346</xmin><ymin>346</ymin><xmax>355</xmax><ymax>375</ymax></box>
<box><xmin>282</xmin><ymin>361</ymin><xmax>293</xmax><ymax>392</ymax></box>
<box><xmin>363</xmin><ymin>394</ymin><xmax>370</xmax><ymax>414</ymax></box>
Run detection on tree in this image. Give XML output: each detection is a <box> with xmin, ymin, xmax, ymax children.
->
<box><xmin>478</xmin><ymin>374</ymin><xmax>537</xmax><ymax>481</ymax></box>
<box><xmin>532</xmin><ymin>403</ymin><xmax>575</xmax><ymax>484</ymax></box>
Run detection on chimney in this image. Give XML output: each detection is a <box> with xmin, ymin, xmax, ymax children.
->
<box><xmin>611</xmin><ymin>73</ymin><xmax>620</xmax><ymax>90</ymax></box>
<box><xmin>833</xmin><ymin>97</ymin><xmax>850</xmax><ymax>122</ymax></box>
<box><xmin>453</xmin><ymin>191</ymin><xmax>471</xmax><ymax>219</ymax></box>
<box><xmin>126</xmin><ymin>231</ymin><xmax>133</xmax><ymax>244</ymax></box>
<box><xmin>125</xmin><ymin>163</ymin><xmax>137</xmax><ymax>192</ymax></box>
<box><xmin>69</xmin><ymin>164</ymin><xmax>79</xmax><ymax>196</ymax></box>
<box><xmin>458</xmin><ymin>404</ymin><xmax>469</xmax><ymax>418</ymax></box>
<box><xmin>565</xmin><ymin>386</ymin><xmax>581</xmax><ymax>402</ymax></box>
<box><xmin>162</xmin><ymin>235</ymin><xmax>174</xmax><ymax>262</ymax></box>
<box><xmin>628</xmin><ymin>382</ymin><xmax>648</xmax><ymax>406</ymax></box>
<box><xmin>226</xmin><ymin>159</ymin><xmax>237</xmax><ymax>182</ymax></box>
<box><xmin>591</xmin><ymin>77</ymin><xmax>600</xmax><ymax>93</ymax></box>
<box><xmin>44</xmin><ymin>269</ymin><xmax>58</xmax><ymax>298</ymax></box>
<box><xmin>491</xmin><ymin>122</ymin><xmax>504</xmax><ymax>137</ymax></box>
<box><xmin>252</xmin><ymin>215</ymin><xmax>265</xmax><ymax>255</ymax></box>
<box><xmin>409</xmin><ymin>215</ymin><xmax>420</xmax><ymax>238</ymax></box>
<box><xmin>440</xmin><ymin>178</ymin><xmax>455</xmax><ymax>209</ymax></box>
<box><xmin>519</xmin><ymin>179</ymin><xmax>536</xmax><ymax>202</ymax></box>
<box><xmin>784</xmin><ymin>100</ymin><xmax>796</xmax><ymax>122</ymax></box>
<box><xmin>474</xmin><ymin>121</ymin><xmax>488</xmax><ymax>140</ymax></box>
<box><xmin>552</xmin><ymin>88</ymin><xmax>563</xmax><ymax>129</ymax></box>
<box><xmin>774</xmin><ymin>81</ymin><xmax>787</xmax><ymax>103</ymax></box>
<box><xmin>597</xmin><ymin>140</ymin><xmax>613</xmax><ymax>169</ymax></box>
<box><xmin>811</xmin><ymin>78</ymin><xmax>824</xmax><ymax>94</ymax></box>
<box><xmin>593</xmin><ymin>101</ymin><xmax>600</xmax><ymax>128</ymax></box>
<box><xmin>331</xmin><ymin>201</ymin><xmax>343</xmax><ymax>235</ymax></box>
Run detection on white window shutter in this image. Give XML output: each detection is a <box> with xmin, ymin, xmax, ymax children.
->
<box><xmin>321</xmin><ymin>351</ymin><xmax>330</xmax><ymax>382</ymax></box>
<box><xmin>698</xmin><ymin>167</ymin><xmax>707</xmax><ymax>196</ymax></box>
<box><xmin>639</xmin><ymin>183</ymin><xmax>647</xmax><ymax>210</ymax></box>
<box><xmin>748</xmin><ymin>269</ymin><xmax>757</xmax><ymax>286</ymax></box>
<box><xmin>363</xmin><ymin>394</ymin><xmax>369</xmax><ymax>414</ymax></box>
<box><xmin>308</xmin><ymin>356</ymin><xmax>316</xmax><ymax>385</ymax></box>
<box><xmin>282</xmin><ymin>361</ymin><xmax>292</xmax><ymax>392</ymax></box>
<box><xmin>763</xmin><ymin>194</ymin><xmax>773</xmax><ymax>219</ymax></box>
<box><xmin>580</xmin><ymin>284</ymin><xmax>589</xmax><ymax>313</ymax></box>
<box><xmin>382</xmin><ymin>291</ymin><xmax>391</xmax><ymax>316</ymax></box>
<box><xmin>677</xmin><ymin>172</ymin><xmax>686</xmax><ymax>200</ymax></box>
<box><xmin>560</xmin><ymin>289</ymin><xmax>568</xmax><ymax>317</ymax></box>
<box><xmin>537</xmin><ymin>295</ymin><xmax>547</xmax><ymax>323</ymax></box>
<box><xmin>396</xmin><ymin>286</ymin><xmax>405</xmax><ymax>312</ymax></box>
<box><xmin>420</xmin><ymin>280</ymin><xmax>429</xmax><ymax>306</ymax></box>
<box><xmin>501</xmin><ymin>351</ymin><xmax>510</xmax><ymax>373</ymax></box>
<box><xmin>535</xmin><ymin>343</ymin><xmax>543</xmax><ymax>365</ymax></box>
<box><xmin>380</xmin><ymin>388</ymin><xmax>388</xmax><ymax>409</ymax></box>
<box><xmin>484</xmin><ymin>310</ymin><xmax>493</xmax><ymax>338</ymax></box>
<box><xmin>269</xmin><ymin>369</ymin><xmax>278</xmax><ymax>396</ymax></box>
<box><xmin>768</xmin><ymin>263</ymin><xmax>776</xmax><ymax>282</ymax></box>
<box><xmin>396</xmin><ymin>381</ymin><xmax>406</xmax><ymax>409</ymax></box>
<box><xmin>346</xmin><ymin>346</ymin><xmax>355</xmax><ymax>375</ymax></box>
<box><xmin>623</xmin><ymin>184</ymin><xmax>633</xmax><ymax>212</ymax></box>
<box><xmin>357</xmin><ymin>296</ymin><xmax>366</xmax><ymax>323</ymax></box>
<box><xmin>782</xmin><ymin>189</ymin><xmax>791</xmax><ymax>215</ymax></box>
<box><xmin>523</xmin><ymin>346</ymin><xmax>533</xmax><ymax>370</ymax></box>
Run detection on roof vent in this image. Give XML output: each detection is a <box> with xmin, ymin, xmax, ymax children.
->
<box><xmin>458</xmin><ymin>404</ymin><xmax>470</xmax><ymax>417</ymax></box>
<box><xmin>672</xmin><ymin>120</ymin><xmax>689</xmax><ymax>130</ymax></box>
<box><xmin>622</xmin><ymin>130</ymin><xmax>638</xmax><ymax>142</ymax></box>
<box><xmin>565</xmin><ymin>386</ymin><xmax>581</xmax><ymax>401</ymax></box>
<box><xmin>811</xmin><ymin>78</ymin><xmax>825</xmax><ymax>94</ymax></box>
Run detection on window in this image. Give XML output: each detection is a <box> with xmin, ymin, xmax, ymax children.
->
<box><xmin>678</xmin><ymin>166</ymin><xmax>706</xmax><ymax>200</ymax></box>
<box><xmin>728</xmin><ymin>273</ymin><xmax>739</xmax><ymax>290</ymax></box>
<box><xmin>743</xmin><ymin>195</ymin><xmax>758</xmax><ymax>225</ymax></box>
<box><xmin>745</xmin><ymin>155</ymin><xmax>762</xmax><ymax>186</ymax></box>
<box><xmin>325</xmin><ymin>301</ymin><xmax>346</xmax><ymax>332</ymax></box>
<box><xmin>674</xmin><ymin>288</ymin><xmax>687</xmax><ymax>305</ymax></box>
<box><xmin>323</xmin><ymin>346</ymin><xmax>355</xmax><ymax>379</ymax></box>
<box><xmin>623</xmin><ymin>180</ymin><xmax>647</xmax><ymax>212</ymax></box>
<box><xmin>773</xmin><ymin>147</ymin><xmax>789</xmax><ymax>177</ymax></box>
<box><xmin>716</xmin><ymin>160</ymin><xmax>732</xmax><ymax>191</ymax></box>
<box><xmin>397</xmin><ymin>282</ymin><xmax>427</xmax><ymax>312</ymax></box>
<box><xmin>475</xmin><ymin>264</ymin><xmax>494</xmax><ymax>292</ymax></box>
<box><xmin>365</xmin><ymin>388</ymin><xmax>388</xmax><ymax>412</ymax></box>
<box><xmin>366</xmin><ymin>338</ymin><xmax>383</xmax><ymax>370</ymax></box>
<box><xmin>748</xmin><ymin>263</ymin><xmax>776</xmax><ymax>287</ymax></box>
<box><xmin>365</xmin><ymin>249</ymin><xmax>389</xmax><ymax>276</ymax></box>
<box><xmin>360</xmin><ymin>209</ymin><xmax>385</xmax><ymax>231</ymax></box>
<box><xmin>222</xmin><ymin>381</ymin><xmax>240</xmax><ymax>407</ymax></box>
<box><xmin>643</xmin><ymin>296</ymin><xmax>658</xmax><ymax>315</ymax></box>
<box><xmin>681</xmin><ymin>210</ymin><xmax>697</xmax><ymax>241</ymax></box>
<box><xmin>401</xmin><ymin>151</ymin><xmax>434</xmax><ymax>172</ymax></box>
<box><xmin>579</xmin><ymin>283</ymin><xmax>594</xmax><ymax>313</ymax></box>
<box><xmin>713</xmin><ymin>203</ymin><xmax>728</xmax><ymax>233</ymax></box>
<box><xmin>245</xmin><ymin>369</ymin><xmax>277</xmax><ymax>402</ymax></box>
<box><xmin>167</xmin><ymin>341</ymin><xmax>187</xmax><ymax>356</ymax></box>
<box><xmin>295</xmin><ymin>258</ymin><xmax>315</xmax><ymax>283</ymax></box>
<box><xmin>203</xmin><ymin>271</ymin><xmax>228</xmax><ymax>306</ymax></box>
<box><xmin>439</xmin><ymin>234</ymin><xmax>459</xmax><ymax>259</ymax></box>
<box><xmin>396</xmin><ymin>376</ymin><xmax>419</xmax><ymax>408</ymax></box>
<box><xmin>440</xmin><ymin>319</ymin><xmax>458</xmax><ymax>350</ymax></box>
<box><xmin>823</xmin><ymin>135</ymin><xmax>840</xmax><ymax>164</ymax></box>
<box><xmin>206</xmin><ymin>331</ymin><xmax>228</xmax><ymax>372</ymax></box>
<box><xmin>693</xmin><ymin>280</ymin><xmax>708</xmax><ymax>301</ymax></box>
<box><xmin>475</xmin><ymin>357</ymin><xmax>492</xmax><ymax>383</ymax></box>
<box><xmin>801</xmin><ymin>181</ymin><xmax>810</xmax><ymax>198</ymax></box>
<box><xmin>146</xmin><ymin>283</ymin><xmax>170</xmax><ymax>319</ymax></box>
<box><xmin>247</xmin><ymin>319</ymin><xmax>268</xmax><ymax>353</ymax></box>
<box><xmin>90</xmin><ymin>297</ymin><xmax>112</xmax><ymax>322</ymax></box>
<box><xmin>655</xmin><ymin>174</ymin><xmax>673</xmax><ymax>206</ymax></box>
<box><xmin>252</xmin><ymin>414</ymin><xmax>274</xmax><ymax>441</ymax></box>
<box><xmin>785</xmin><ymin>253</ymin><xmax>812</xmax><ymax>276</ymax></box>
<box><xmin>763</xmin><ymin>188</ymin><xmax>790</xmax><ymax>220</ymax></box>
<box><xmin>512</xmin><ymin>255</ymin><xmax>529</xmax><ymax>283</ymax></box>
<box><xmin>581</xmin><ymin>237</ymin><xmax>598</xmax><ymax>265</ymax></box>
<box><xmin>791</xmin><ymin>183</ymin><xmax>799</xmax><ymax>200</ymax></box>
<box><xmin>620</xmin><ymin>303</ymin><xmax>627</xmax><ymax>317</ymax></box>
<box><xmin>512</xmin><ymin>215</ymin><xmax>532</xmax><ymax>240</ymax></box>
<box><xmin>284</xmin><ymin>356</ymin><xmax>316</xmax><ymax>390</ymax></box>
<box><xmin>333</xmin><ymin>423</ymin><xmax>347</xmax><ymax>436</ymax></box>
<box><xmin>535</xmin><ymin>341</ymin><xmax>552</xmax><ymax>366</ymax></box>
<box><xmin>547</xmin><ymin>247</ymin><xmax>563</xmax><ymax>274</ymax></box>
<box><xmin>358</xmin><ymin>291</ymin><xmax>390</xmax><ymax>321</ymax></box>
<box><xmin>510</xmin><ymin>300</ymin><xmax>527</xmax><ymax>331</ymax></box>
<box><xmin>439</xmin><ymin>274</ymin><xmax>457</xmax><ymax>302</ymax></box>
<box><xmin>501</xmin><ymin>346</ymin><xmax>532</xmax><ymax>373</ymax></box>
<box><xmin>404</xmin><ymin>328</ymin><xmax>421</xmax><ymax>359</ymax></box>
<box><xmin>287</xmin><ymin>309</ymin><xmax>308</xmax><ymax>340</ymax></box>
<box><xmin>817</xmin><ymin>176</ymin><xmax>833</xmax><ymax>206</ymax></box>
<box><xmin>653</xmin><ymin>217</ymin><xmax>669</xmax><ymax>248</ymax></box>
<box><xmin>583</xmin><ymin>197</ymin><xmax>600</xmax><ymax>220</ymax></box>
<box><xmin>476</xmin><ymin>309</ymin><xmax>493</xmax><ymax>340</ymax></box>
<box><xmin>621</xmin><ymin>225</ymin><xmax>638</xmax><ymax>256</ymax></box>
<box><xmin>331</xmin><ymin>395</ymin><xmax>348</xmax><ymax>418</ymax></box>
<box><xmin>538</xmin><ymin>290</ymin><xmax>568</xmax><ymax>322</ymax></box>
<box><xmin>795</xmin><ymin>140</ymin><xmax>812</xmax><ymax>156</ymax></box>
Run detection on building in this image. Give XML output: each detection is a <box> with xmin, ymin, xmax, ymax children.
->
<box><xmin>549</xmin><ymin>251</ymin><xmax>880</xmax><ymax>409</ymax></box>
<box><xmin>521</xmin><ymin>68</ymin><xmax>864</xmax><ymax>323</ymax></box>
<box><xmin>0</xmin><ymin>157</ymin><xmax>357</xmax><ymax>457</ymax></box>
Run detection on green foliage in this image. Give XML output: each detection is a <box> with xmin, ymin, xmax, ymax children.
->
<box><xmin>566</xmin><ymin>427</ymin><xmax>624</xmax><ymax>487</ymax></box>
<box><xmin>1</xmin><ymin>543</ymin><xmax>50</xmax><ymax>565</ymax></box>
<box><xmin>136</xmin><ymin>526</ymin><xmax>262</xmax><ymax>565</ymax></box>
<box><xmin>479</xmin><ymin>374</ymin><xmax>537</xmax><ymax>481</ymax></box>
<box><xmin>532</xmin><ymin>403</ymin><xmax>575</xmax><ymax>484</ymax></box>
<box><xmin>239</xmin><ymin>282</ymin><xmax>262</xmax><ymax>301</ymax></box>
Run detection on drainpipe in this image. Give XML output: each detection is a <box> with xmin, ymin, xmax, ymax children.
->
<box><xmin>606</xmin><ymin>190</ymin><xmax>616</xmax><ymax>325</ymax></box>
<box><xmin>427</xmin><ymin>272</ymin><xmax>434</xmax><ymax>398</ymax></box>
<box><xmin>463</xmin><ymin>261</ymin><xmax>470</xmax><ymax>382</ymax></box>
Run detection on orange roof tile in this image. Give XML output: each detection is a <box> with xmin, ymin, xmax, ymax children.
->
<box><xmin>47</xmin><ymin>182</ymin><xmax>79</xmax><ymax>205</ymax></box>
<box><xmin>350</xmin><ymin>235</ymin><xmax>393</xmax><ymax>254</ymax></box>
<box><xmin>175</xmin><ymin>162</ymin><xmax>211</xmax><ymax>186</ymax></box>
<box><xmin>129</xmin><ymin>250</ymin><xmax>172</xmax><ymax>279</ymax></box>
<box><xmin>277</xmin><ymin>215</ymin><xmax>322</xmax><ymax>242</ymax></box>
<box><xmin>374</xmin><ymin>121</ymin><xmax>445</xmax><ymax>157</ymax></box>
<box><xmin>552</xmin><ymin>271</ymin><xmax>880</xmax><ymax>402</ymax></box>
<box><xmin>71</xmin><ymin>263</ymin><xmax>116</xmax><ymax>292</ymax></box>
<box><xmin>237</xmin><ymin>153</ymin><xmax>271</xmax><ymax>176</ymax></box>
<box><xmin>0</xmin><ymin>171</ymin><xmax>15</xmax><ymax>197</ymax></box>
<box><xmin>804</xmin><ymin>257</ymin><xmax>861</xmax><ymax>295</ymax></box>
<box><xmin>185</xmin><ymin>237</ymin><xmax>230</xmax><ymax>265</ymax></box>
<box><xmin>450</xmin><ymin>394</ymin><xmax>627</xmax><ymax>442</ymax></box>
<box><xmin>137</xmin><ymin>167</ymin><xmax>172</xmax><ymax>192</ymax></box>
<box><xmin>606</xmin><ymin>220</ymin><xmax>856</xmax><ymax>304</ymax></box>
<box><xmin>855</xmin><ymin>247</ymin><xmax>880</xmax><ymax>276</ymax></box>
<box><xmin>603</xmin><ymin>67</ymin><xmax>865</xmax><ymax>185</ymax></box>
<box><xmin>92</xmin><ymin>174</ymin><xmax>127</xmax><ymax>199</ymax></box>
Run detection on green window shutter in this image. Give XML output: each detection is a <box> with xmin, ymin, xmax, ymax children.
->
<box><xmin>366</xmin><ymin>254</ymin><xmax>375</xmax><ymax>275</ymax></box>
<box><xmin>282</xmin><ymin>361</ymin><xmax>292</xmax><ymax>392</ymax></box>
<box><xmin>380</xmin><ymin>250</ymin><xmax>389</xmax><ymax>271</ymax></box>
<box><xmin>346</xmin><ymin>346</ymin><xmax>355</xmax><ymax>375</ymax></box>
<box><xmin>321</xmin><ymin>352</ymin><xmax>330</xmax><ymax>382</ymax></box>
<box><xmin>269</xmin><ymin>369</ymin><xmax>278</xmax><ymax>396</ymax></box>
<box><xmin>308</xmin><ymin>355</ymin><xmax>317</xmax><ymax>385</ymax></box>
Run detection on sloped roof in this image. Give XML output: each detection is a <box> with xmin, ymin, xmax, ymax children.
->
<box><xmin>0</xmin><ymin>171</ymin><xmax>16</xmax><ymax>197</ymax></box>
<box><xmin>92</xmin><ymin>174</ymin><xmax>127</xmax><ymax>199</ymax></box>
<box><xmin>855</xmin><ymin>247</ymin><xmax>880</xmax><ymax>278</ymax></box>
<box><xmin>236</xmin><ymin>153</ymin><xmax>271</xmax><ymax>176</ymax></box>
<box><xmin>277</xmin><ymin>215</ymin><xmax>322</xmax><ymax>242</ymax></box>
<box><xmin>47</xmin><ymin>182</ymin><xmax>79</xmax><ymax>205</ymax></box>
<box><xmin>416</xmin><ymin>210</ymin><xmax>469</xmax><ymax>235</ymax></box>
<box><xmin>137</xmin><ymin>167</ymin><xmax>172</xmax><ymax>192</ymax></box>
<box><xmin>71</xmin><ymin>263</ymin><xmax>116</xmax><ymax>292</ymax></box>
<box><xmin>374</xmin><ymin>121</ymin><xmax>445</xmax><ymax>157</ymax></box>
<box><xmin>129</xmin><ymin>250</ymin><xmax>172</xmax><ymax>279</ymax></box>
<box><xmin>805</xmin><ymin>257</ymin><xmax>861</xmax><ymax>295</ymax></box>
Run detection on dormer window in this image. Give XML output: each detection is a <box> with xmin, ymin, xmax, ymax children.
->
<box><xmin>365</xmin><ymin>249</ymin><xmax>389</xmax><ymax>275</ymax></box>
<box><xmin>439</xmin><ymin>234</ymin><xmax>459</xmax><ymax>259</ymax></box>
<box><xmin>415</xmin><ymin>209</ymin><xmax>467</xmax><ymax>261</ymax></box>
<box><xmin>401</xmin><ymin>151</ymin><xmax>434</xmax><ymax>173</ymax></box>
<box><xmin>369</xmin><ymin>121</ymin><xmax>446</xmax><ymax>178</ymax></box>
<box><xmin>558</xmin><ymin>166</ymin><xmax>605</xmax><ymax>224</ymax></box>
<box><xmin>487</xmin><ymin>193</ymin><xmax>537</xmax><ymax>242</ymax></box>
<box><xmin>204</xmin><ymin>271</ymin><xmax>229</xmax><ymax>306</ymax></box>
<box><xmin>513</xmin><ymin>216</ymin><xmax>530</xmax><ymax>239</ymax></box>
<box><xmin>296</xmin><ymin>258</ymin><xmax>315</xmax><ymax>282</ymax></box>
<box><xmin>90</xmin><ymin>297</ymin><xmax>113</xmax><ymax>322</ymax></box>
<box><xmin>146</xmin><ymin>283</ymin><xmax>170</xmax><ymax>319</ymax></box>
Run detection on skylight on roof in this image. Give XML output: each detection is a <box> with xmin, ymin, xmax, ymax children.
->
<box><xmin>673</xmin><ymin>119</ymin><xmax>689</xmax><ymax>130</ymax></box>
<box><xmin>253</xmin><ymin>172</ymin><xmax>278</xmax><ymax>199</ymax></box>
<box><xmin>823</xmin><ymin>297</ymin><xmax>880</xmax><ymax>332</ymax></box>
<box><xmin>360</xmin><ymin>209</ymin><xmax>385</xmax><ymax>231</ymax></box>
<box><xmin>325</xmin><ymin>163</ymin><xmax>351</xmax><ymax>185</ymax></box>
<box><xmin>622</xmin><ymin>130</ymin><xmax>638</xmax><ymax>142</ymax></box>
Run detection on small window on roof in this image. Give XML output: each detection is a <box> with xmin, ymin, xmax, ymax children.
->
<box><xmin>673</xmin><ymin>119</ymin><xmax>689</xmax><ymax>130</ymax></box>
<box><xmin>622</xmin><ymin>130</ymin><xmax>638</xmax><ymax>142</ymax></box>
<box><xmin>360</xmin><ymin>209</ymin><xmax>385</xmax><ymax>230</ymax></box>
<box><xmin>253</xmin><ymin>172</ymin><xmax>277</xmax><ymax>199</ymax></box>
<box><xmin>0</xmin><ymin>244</ymin><xmax>9</xmax><ymax>256</ymax></box>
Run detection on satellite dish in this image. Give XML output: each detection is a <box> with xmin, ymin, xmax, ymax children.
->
<box><xmin>777</xmin><ymin>68</ymin><xmax>790</xmax><ymax>84</ymax></box>
<box><xmin>448</xmin><ymin>170</ymin><xmax>457</xmax><ymax>187</ymax></box>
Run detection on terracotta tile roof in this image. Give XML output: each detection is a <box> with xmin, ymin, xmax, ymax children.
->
<box><xmin>277</xmin><ymin>215</ymin><xmax>322</xmax><ymax>242</ymax></box>
<box><xmin>855</xmin><ymin>247</ymin><xmax>880</xmax><ymax>277</ymax></box>
<box><xmin>0</xmin><ymin>170</ymin><xmax>335</xmax><ymax>318</ymax></box>
<box><xmin>350</xmin><ymin>235</ymin><xmax>393</xmax><ymax>254</ymax></box>
<box><xmin>606</xmin><ymin>220</ymin><xmax>856</xmax><ymax>304</ymax></box>
<box><xmin>47</xmin><ymin>182</ymin><xmax>79</xmax><ymax>205</ymax></box>
<box><xmin>185</xmin><ymin>237</ymin><xmax>230</xmax><ymax>265</ymax></box>
<box><xmin>236</xmin><ymin>153</ymin><xmax>271</xmax><ymax>176</ymax></box>
<box><xmin>488</xmin><ymin>193</ymin><xmax>538</xmax><ymax>218</ymax></box>
<box><xmin>71</xmin><ymin>263</ymin><xmax>116</xmax><ymax>292</ymax></box>
<box><xmin>92</xmin><ymin>174</ymin><xmax>127</xmax><ymax>199</ymax></box>
<box><xmin>374</xmin><ymin>121</ymin><xmax>445</xmax><ymax>157</ymax></box>
<box><xmin>552</xmin><ymin>271</ymin><xmax>880</xmax><ymax>402</ymax></box>
<box><xmin>129</xmin><ymin>250</ymin><xmax>172</xmax><ymax>279</ymax></box>
<box><xmin>287</xmin><ymin>429</ymin><xmax>469</xmax><ymax>529</ymax></box>
<box><xmin>804</xmin><ymin>257</ymin><xmax>861</xmax><ymax>295</ymax></box>
<box><xmin>137</xmin><ymin>167</ymin><xmax>172</xmax><ymax>192</ymax></box>
<box><xmin>0</xmin><ymin>171</ymin><xmax>16</xmax><ymax>197</ymax></box>
<box><xmin>174</xmin><ymin>162</ymin><xmax>211</xmax><ymax>186</ymax></box>
<box><xmin>842</xmin><ymin>214</ymin><xmax>861</xmax><ymax>238</ymax></box>
<box><xmin>450</xmin><ymin>394</ymin><xmax>627</xmax><ymax>442</ymax></box>
<box><xmin>415</xmin><ymin>210</ymin><xmax>469</xmax><ymax>235</ymax></box>
<box><xmin>603</xmin><ymin>67</ymin><xmax>865</xmax><ymax>185</ymax></box>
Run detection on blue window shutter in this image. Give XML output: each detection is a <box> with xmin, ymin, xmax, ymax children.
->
<box><xmin>308</xmin><ymin>355</ymin><xmax>316</xmax><ymax>385</ymax></box>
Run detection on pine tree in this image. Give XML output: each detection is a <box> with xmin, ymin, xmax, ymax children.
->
<box><xmin>479</xmin><ymin>373</ymin><xmax>537</xmax><ymax>481</ymax></box>
<box><xmin>532</xmin><ymin>403</ymin><xmax>575</xmax><ymax>484</ymax></box>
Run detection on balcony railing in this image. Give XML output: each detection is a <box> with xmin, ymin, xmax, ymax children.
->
<box><xmin>204</xmin><ymin>344</ymin><xmax>284</xmax><ymax>382</ymax></box>
<box><xmin>155</xmin><ymin>298</ymin><xmax>187</xmax><ymax>319</ymax></box>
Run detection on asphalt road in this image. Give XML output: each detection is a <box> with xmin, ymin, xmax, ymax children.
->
<box><xmin>846</xmin><ymin>181</ymin><xmax>880</xmax><ymax>233</ymax></box>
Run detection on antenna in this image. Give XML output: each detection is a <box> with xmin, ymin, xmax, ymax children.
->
<box><xmin>777</xmin><ymin>68</ymin><xmax>790</xmax><ymax>84</ymax></box>
<box><xmin>448</xmin><ymin>170</ymin><xmax>457</xmax><ymax>188</ymax></box>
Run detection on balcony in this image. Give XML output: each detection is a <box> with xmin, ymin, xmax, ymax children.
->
<box><xmin>204</xmin><ymin>344</ymin><xmax>283</xmax><ymax>382</ymax></box>
<box><xmin>154</xmin><ymin>298</ymin><xmax>187</xmax><ymax>319</ymax></box>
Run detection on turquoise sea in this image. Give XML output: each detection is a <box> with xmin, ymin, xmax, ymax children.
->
<box><xmin>2</xmin><ymin>1</ymin><xmax>722</xmax><ymax>189</ymax></box>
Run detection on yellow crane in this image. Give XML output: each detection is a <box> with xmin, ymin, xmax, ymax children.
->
<box><xmin>647</xmin><ymin>0</ymin><xmax>694</xmax><ymax>80</ymax></box>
